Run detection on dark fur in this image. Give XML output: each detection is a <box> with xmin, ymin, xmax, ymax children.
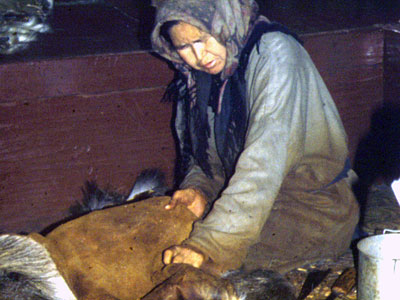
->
<box><xmin>68</xmin><ymin>181</ymin><xmax>127</xmax><ymax>215</ymax></box>
<box><xmin>69</xmin><ymin>168</ymin><xmax>168</xmax><ymax>216</ymax></box>
<box><xmin>225</xmin><ymin>269</ymin><xmax>296</xmax><ymax>300</ymax></box>
<box><xmin>0</xmin><ymin>270</ymin><xmax>50</xmax><ymax>300</ymax></box>
<box><xmin>0</xmin><ymin>234</ymin><xmax>75</xmax><ymax>300</ymax></box>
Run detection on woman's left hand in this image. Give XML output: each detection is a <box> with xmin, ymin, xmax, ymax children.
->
<box><xmin>163</xmin><ymin>245</ymin><xmax>205</xmax><ymax>268</ymax></box>
<box><xmin>166</xmin><ymin>188</ymin><xmax>208</xmax><ymax>219</ymax></box>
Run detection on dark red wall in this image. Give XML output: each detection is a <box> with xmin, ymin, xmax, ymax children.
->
<box><xmin>0</xmin><ymin>26</ymin><xmax>398</xmax><ymax>234</ymax></box>
<box><xmin>0</xmin><ymin>53</ymin><xmax>175</xmax><ymax>233</ymax></box>
<box><xmin>304</xmin><ymin>28</ymin><xmax>385</xmax><ymax>159</ymax></box>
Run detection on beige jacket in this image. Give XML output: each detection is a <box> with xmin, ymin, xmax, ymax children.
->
<box><xmin>180</xmin><ymin>31</ymin><xmax>352</xmax><ymax>269</ymax></box>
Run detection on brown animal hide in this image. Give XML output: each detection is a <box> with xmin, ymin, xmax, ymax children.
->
<box><xmin>31</xmin><ymin>196</ymin><xmax>197</xmax><ymax>300</ymax></box>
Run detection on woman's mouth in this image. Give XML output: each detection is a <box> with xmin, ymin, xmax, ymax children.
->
<box><xmin>203</xmin><ymin>59</ymin><xmax>216</xmax><ymax>69</ymax></box>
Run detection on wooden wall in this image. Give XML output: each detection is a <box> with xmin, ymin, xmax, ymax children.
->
<box><xmin>0</xmin><ymin>26</ymin><xmax>396</xmax><ymax>234</ymax></box>
<box><xmin>0</xmin><ymin>53</ymin><xmax>175</xmax><ymax>233</ymax></box>
<box><xmin>303</xmin><ymin>27</ymin><xmax>385</xmax><ymax>162</ymax></box>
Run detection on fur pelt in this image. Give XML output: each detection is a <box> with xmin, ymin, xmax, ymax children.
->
<box><xmin>0</xmin><ymin>177</ymin><xmax>296</xmax><ymax>300</ymax></box>
<box><xmin>69</xmin><ymin>169</ymin><xmax>167</xmax><ymax>215</ymax></box>
<box><xmin>0</xmin><ymin>234</ymin><xmax>75</xmax><ymax>300</ymax></box>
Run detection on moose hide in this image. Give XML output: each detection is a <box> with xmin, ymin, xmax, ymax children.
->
<box><xmin>30</xmin><ymin>196</ymin><xmax>197</xmax><ymax>300</ymax></box>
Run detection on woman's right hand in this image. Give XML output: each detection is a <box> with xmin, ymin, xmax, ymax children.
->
<box><xmin>165</xmin><ymin>188</ymin><xmax>207</xmax><ymax>218</ymax></box>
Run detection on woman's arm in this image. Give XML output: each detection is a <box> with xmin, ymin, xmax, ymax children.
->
<box><xmin>184</xmin><ymin>32</ymin><xmax>311</xmax><ymax>271</ymax></box>
<box><xmin>167</xmin><ymin>107</ymin><xmax>227</xmax><ymax>216</ymax></box>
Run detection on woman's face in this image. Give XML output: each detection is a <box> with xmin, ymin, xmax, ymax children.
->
<box><xmin>169</xmin><ymin>22</ymin><xmax>227</xmax><ymax>75</ymax></box>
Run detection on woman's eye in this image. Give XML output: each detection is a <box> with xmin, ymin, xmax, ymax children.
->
<box><xmin>175</xmin><ymin>35</ymin><xmax>208</xmax><ymax>51</ymax></box>
<box><xmin>200</xmin><ymin>34</ymin><xmax>210</xmax><ymax>42</ymax></box>
<box><xmin>176</xmin><ymin>44</ymin><xmax>189</xmax><ymax>50</ymax></box>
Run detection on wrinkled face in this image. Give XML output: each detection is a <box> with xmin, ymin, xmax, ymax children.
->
<box><xmin>169</xmin><ymin>22</ymin><xmax>227</xmax><ymax>75</ymax></box>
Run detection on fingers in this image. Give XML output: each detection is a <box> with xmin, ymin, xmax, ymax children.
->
<box><xmin>163</xmin><ymin>246</ymin><xmax>205</xmax><ymax>268</ymax></box>
<box><xmin>165</xmin><ymin>195</ymin><xmax>178</xmax><ymax>210</ymax></box>
<box><xmin>163</xmin><ymin>248</ymin><xmax>174</xmax><ymax>265</ymax></box>
<box><xmin>172</xmin><ymin>189</ymin><xmax>194</xmax><ymax>205</ymax></box>
<box><xmin>165</xmin><ymin>189</ymin><xmax>189</xmax><ymax>210</ymax></box>
<box><xmin>186</xmin><ymin>195</ymin><xmax>207</xmax><ymax>218</ymax></box>
<box><xmin>166</xmin><ymin>189</ymin><xmax>207</xmax><ymax>218</ymax></box>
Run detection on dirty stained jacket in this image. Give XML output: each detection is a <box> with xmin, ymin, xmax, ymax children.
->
<box><xmin>178</xmin><ymin>31</ymin><xmax>351</xmax><ymax>270</ymax></box>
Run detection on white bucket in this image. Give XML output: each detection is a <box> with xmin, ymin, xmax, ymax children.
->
<box><xmin>357</xmin><ymin>233</ymin><xmax>400</xmax><ymax>300</ymax></box>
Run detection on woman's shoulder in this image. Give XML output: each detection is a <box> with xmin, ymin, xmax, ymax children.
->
<box><xmin>250</xmin><ymin>31</ymin><xmax>305</xmax><ymax>65</ymax></box>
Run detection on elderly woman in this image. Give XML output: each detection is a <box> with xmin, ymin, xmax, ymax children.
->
<box><xmin>151</xmin><ymin>0</ymin><xmax>359</xmax><ymax>274</ymax></box>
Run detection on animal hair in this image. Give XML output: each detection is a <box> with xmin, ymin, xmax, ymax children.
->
<box><xmin>69</xmin><ymin>168</ymin><xmax>168</xmax><ymax>216</ymax></box>
<box><xmin>127</xmin><ymin>168</ymin><xmax>168</xmax><ymax>200</ymax></box>
<box><xmin>223</xmin><ymin>269</ymin><xmax>296</xmax><ymax>300</ymax></box>
<box><xmin>0</xmin><ymin>234</ymin><xmax>76</xmax><ymax>300</ymax></box>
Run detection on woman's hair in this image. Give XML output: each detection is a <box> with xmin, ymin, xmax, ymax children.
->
<box><xmin>160</xmin><ymin>20</ymin><xmax>181</xmax><ymax>47</ymax></box>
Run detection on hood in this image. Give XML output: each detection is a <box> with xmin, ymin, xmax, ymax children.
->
<box><xmin>151</xmin><ymin>0</ymin><xmax>259</xmax><ymax>78</ymax></box>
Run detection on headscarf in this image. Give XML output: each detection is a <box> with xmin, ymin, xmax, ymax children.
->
<box><xmin>151</xmin><ymin>0</ymin><xmax>259</xmax><ymax>79</ymax></box>
<box><xmin>150</xmin><ymin>0</ymin><xmax>261</xmax><ymax>181</ymax></box>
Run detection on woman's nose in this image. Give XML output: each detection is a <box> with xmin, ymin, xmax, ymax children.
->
<box><xmin>191</xmin><ymin>42</ymin><xmax>205</xmax><ymax>61</ymax></box>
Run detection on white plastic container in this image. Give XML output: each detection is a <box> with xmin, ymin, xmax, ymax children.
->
<box><xmin>357</xmin><ymin>232</ymin><xmax>400</xmax><ymax>300</ymax></box>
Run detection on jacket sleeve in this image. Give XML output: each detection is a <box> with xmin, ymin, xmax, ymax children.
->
<box><xmin>184</xmin><ymin>32</ymin><xmax>312</xmax><ymax>270</ymax></box>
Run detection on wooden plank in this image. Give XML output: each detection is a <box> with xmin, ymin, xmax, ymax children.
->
<box><xmin>0</xmin><ymin>88</ymin><xmax>175</xmax><ymax>233</ymax></box>
<box><xmin>0</xmin><ymin>52</ymin><xmax>174</xmax><ymax>103</ymax></box>
<box><xmin>303</xmin><ymin>28</ymin><xmax>385</xmax><ymax>159</ymax></box>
